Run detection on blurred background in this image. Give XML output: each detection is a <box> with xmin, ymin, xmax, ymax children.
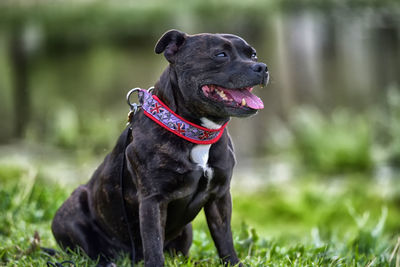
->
<box><xmin>1</xmin><ymin>0</ymin><xmax>400</xmax><ymax>256</ymax></box>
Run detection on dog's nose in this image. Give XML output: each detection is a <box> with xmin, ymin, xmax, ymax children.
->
<box><xmin>251</xmin><ymin>63</ymin><xmax>268</xmax><ymax>73</ymax></box>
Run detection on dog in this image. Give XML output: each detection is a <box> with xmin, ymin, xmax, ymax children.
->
<box><xmin>51</xmin><ymin>29</ymin><xmax>268</xmax><ymax>267</ymax></box>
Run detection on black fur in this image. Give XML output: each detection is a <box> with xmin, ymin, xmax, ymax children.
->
<box><xmin>52</xmin><ymin>30</ymin><xmax>268</xmax><ymax>267</ymax></box>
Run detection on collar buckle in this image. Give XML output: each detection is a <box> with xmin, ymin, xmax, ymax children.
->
<box><xmin>126</xmin><ymin>87</ymin><xmax>154</xmax><ymax>124</ymax></box>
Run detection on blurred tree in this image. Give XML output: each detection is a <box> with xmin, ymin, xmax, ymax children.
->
<box><xmin>10</xmin><ymin>25</ymin><xmax>29</xmax><ymax>138</ymax></box>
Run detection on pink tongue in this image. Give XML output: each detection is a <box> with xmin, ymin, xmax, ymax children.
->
<box><xmin>223</xmin><ymin>88</ymin><xmax>264</xmax><ymax>109</ymax></box>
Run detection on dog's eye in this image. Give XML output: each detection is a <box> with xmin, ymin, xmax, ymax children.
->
<box><xmin>215</xmin><ymin>52</ymin><xmax>227</xmax><ymax>58</ymax></box>
<box><xmin>251</xmin><ymin>52</ymin><xmax>258</xmax><ymax>60</ymax></box>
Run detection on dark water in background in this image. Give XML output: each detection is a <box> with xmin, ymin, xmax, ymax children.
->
<box><xmin>0</xmin><ymin>9</ymin><xmax>399</xmax><ymax>170</ymax></box>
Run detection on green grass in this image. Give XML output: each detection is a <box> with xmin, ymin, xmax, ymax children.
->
<box><xmin>290</xmin><ymin>107</ymin><xmax>373</xmax><ymax>174</ymax></box>
<box><xmin>1</xmin><ymin>161</ymin><xmax>400</xmax><ymax>266</ymax></box>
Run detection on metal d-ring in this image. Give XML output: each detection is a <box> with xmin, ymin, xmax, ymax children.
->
<box><xmin>126</xmin><ymin>88</ymin><xmax>142</xmax><ymax>114</ymax></box>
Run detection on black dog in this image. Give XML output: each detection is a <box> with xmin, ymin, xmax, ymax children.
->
<box><xmin>52</xmin><ymin>30</ymin><xmax>268</xmax><ymax>267</ymax></box>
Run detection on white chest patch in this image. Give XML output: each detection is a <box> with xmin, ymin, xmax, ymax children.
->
<box><xmin>190</xmin><ymin>144</ymin><xmax>213</xmax><ymax>179</ymax></box>
<box><xmin>200</xmin><ymin>117</ymin><xmax>222</xmax><ymax>130</ymax></box>
<box><xmin>189</xmin><ymin>118</ymin><xmax>223</xmax><ymax>180</ymax></box>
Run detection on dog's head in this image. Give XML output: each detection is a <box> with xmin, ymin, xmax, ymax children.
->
<box><xmin>155</xmin><ymin>30</ymin><xmax>269</xmax><ymax>119</ymax></box>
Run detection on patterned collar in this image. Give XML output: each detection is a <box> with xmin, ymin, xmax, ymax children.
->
<box><xmin>138</xmin><ymin>89</ymin><xmax>228</xmax><ymax>145</ymax></box>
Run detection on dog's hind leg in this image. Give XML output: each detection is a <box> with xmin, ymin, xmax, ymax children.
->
<box><xmin>164</xmin><ymin>223</ymin><xmax>193</xmax><ymax>257</ymax></box>
<box><xmin>51</xmin><ymin>186</ymin><xmax>119</xmax><ymax>262</ymax></box>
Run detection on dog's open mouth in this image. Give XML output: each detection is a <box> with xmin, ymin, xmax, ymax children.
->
<box><xmin>201</xmin><ymin>85</ymin><xmax>264</xmax><ymax>110</ymax></box>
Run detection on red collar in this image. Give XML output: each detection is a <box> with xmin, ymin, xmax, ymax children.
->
<box><xmin>138</xmin><ymin>89</ymin><xmax>228</xmax><ymax>145</ymax></box>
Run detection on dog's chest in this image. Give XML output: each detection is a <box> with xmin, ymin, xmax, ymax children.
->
<box><xmin>188</xmin><ymin>118</ymin><xmax>223</xmax><ymax>180</ymax></box>
<box><xmin>190</xmin><ymin>144</ymin><xmax>213</xmax><ymax>179</ymax></box>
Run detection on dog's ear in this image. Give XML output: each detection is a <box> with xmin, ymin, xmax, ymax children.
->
<box><xmin>155</xmin><ymin>30</ymin><xmax>187</xmax><ymax>63</ymax></box>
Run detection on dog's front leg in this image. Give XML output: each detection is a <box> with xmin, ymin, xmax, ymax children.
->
<box><xmin>204</xmin><ymin>191</ymin><xmax>242</xmax><ymax>267</ymax></box>
<box><xmin>139</xmin><ymin>197</ymin><xmax>166</xmax><ymax>267</ymax></box>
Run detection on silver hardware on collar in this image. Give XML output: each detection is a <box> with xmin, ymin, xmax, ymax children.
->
<box><xmin>126</xmin><ymin>87</ymin><xmax>155</xmax><ymax>125</ymax></box>
<box><xmin>126</xmin><ymin>88</ymin><xmax>142</xmax><ymax>114</ymax></box>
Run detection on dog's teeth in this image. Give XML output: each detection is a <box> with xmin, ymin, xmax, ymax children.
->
<box><xmin>216</xmin><ymin>89</ymin><xmax>228</xmax><ymax>100</ymax></box>
<box><xmin>241</xmin><ymin>98</ymin><xmax>246</xmax><ymax>106</ymax></box>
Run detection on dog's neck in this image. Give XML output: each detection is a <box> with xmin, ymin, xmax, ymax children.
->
<box><xmin>139</xmin><ymin>89</ymin><xmax>227</xmax><ymax>144</ymax></box>
<box><xmin>153</xmin><ymin>66</ymin><xmax>229</xmax><ymax>127</ymax></box>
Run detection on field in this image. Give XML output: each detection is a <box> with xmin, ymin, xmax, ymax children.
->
<box><xmin>1</xmin><ymin>2</ymin><xmax>400</xmax><ymax>265</ymax></box>
<box><xmin>1</xmin><ymin>151</ymin><xmax>399</xmax><ymax>266</ymax></box>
